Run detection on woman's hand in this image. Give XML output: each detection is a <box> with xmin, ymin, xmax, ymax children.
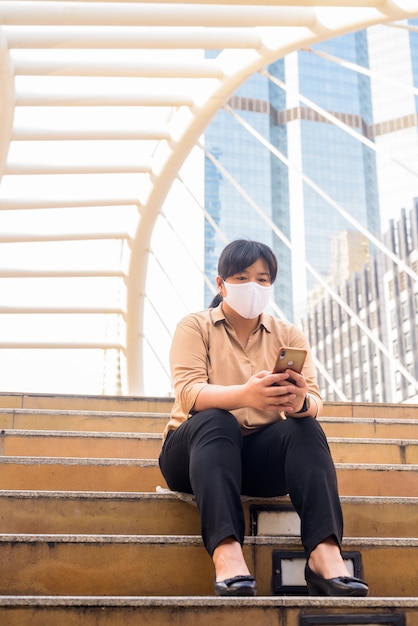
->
<box><xmin>243</xmin><ymin>369</ymin><xmax>309</xmax><ymax>415</ymax></box>
<box><xmin>192</xmin><ymin>369</ymin><xmax>312</xmax><ymax>416</ymax></box>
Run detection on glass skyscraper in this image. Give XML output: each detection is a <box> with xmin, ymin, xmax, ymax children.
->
<box><xmin>203</xmin><ymin>22</ymin><xmax>418</xmax><ymax>324</ymax></box>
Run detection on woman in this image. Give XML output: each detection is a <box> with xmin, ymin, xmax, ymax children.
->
<box><xmin>159</xmin><ymin>239</ymin><xmax>368</xmax><ymax>597</ymax></box>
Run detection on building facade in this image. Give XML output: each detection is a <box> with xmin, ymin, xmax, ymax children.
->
<box><xmin>203</xmin><ymin>20</ymin><xmax>418</xmax><ymax>401</ymax></box>
<box><xmin>304</xmin><ymin>203</ymin><xmax>418</xmax><ymax>404</ymax></box>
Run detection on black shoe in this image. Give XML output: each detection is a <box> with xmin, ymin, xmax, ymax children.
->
<box><xmin>214</xmin><ymin>575</ymin><xmax>257</xmax><ymax>596</ymax></box>
<box><xmin>305</xmin><ymin>563</ymin><xmax>368</xmax><ymax>597</ymax></box>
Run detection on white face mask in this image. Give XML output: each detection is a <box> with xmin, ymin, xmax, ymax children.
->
<box><xmin>223</xmin><ymin>281</ymin><xmax>272</xmax><ymax>319</ymax></box>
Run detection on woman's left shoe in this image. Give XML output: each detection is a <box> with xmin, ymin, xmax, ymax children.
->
<box><xmin>214</xmin><ymin>575</ymin><xmax>257</xmax><ymax>596</ymax></box>
<box><xmin>305</xmin><ymin>563</ymin><xmax>368</xmax><ymax>597</ymax></box>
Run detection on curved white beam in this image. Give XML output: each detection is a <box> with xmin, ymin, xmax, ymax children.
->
<box><xmin>0</xmin><ymin>4</ymin><xmax>317</xmax><ymax>28</ymax></box>
<box><xmin>4</xmin><ymin>163</ymin><xmax>152</xmax><ymax>174</ymax></box>
<box><xmin>15</xmin><ymin>91</ymin><xmax>195</xmax><ymax>106</ymax></box>
<box><xmin>0</xmin><ymin>30</ymin><xmax>14</xmax><ymax>183</ymax></box>
<box><xmin>12</xmin><ymin>127</ymin><xmax>170</xmax><ymax>140</ymax></box>
<box><xmin>1</xmin><ymin>1</ymin><xmax>418</xmax><ymax>396</ymax></box>
<box><xmin>126</xmin><ymin>1</ymin><xmax>418</xmax><ymax>393</ymax></box>
<box><xmin>4</xmin><ymin>27</ymin><xmax>263</xmax><ymax>50</ymax></box>
<box><xmin>12</xmin><ymin>58</ymin><xmax>225</xmax><ymax>79</ymax></box>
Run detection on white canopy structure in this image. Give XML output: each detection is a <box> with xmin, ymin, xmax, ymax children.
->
<box><xmin>1</xmin><ymin>1</ymin><xmax>418</xmax><ymax>394</ymax></box>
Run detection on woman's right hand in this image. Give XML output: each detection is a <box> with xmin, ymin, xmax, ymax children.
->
<box><xmin>243</xmin><ymin>370</ymin><xmax>297</xmax><ymax>413</ymax></box>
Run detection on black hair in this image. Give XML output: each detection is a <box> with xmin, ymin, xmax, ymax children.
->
<box><xmin>209</xmin><ymin>239</ymin><xmax>278</xmax><ymax>308</ymax></box>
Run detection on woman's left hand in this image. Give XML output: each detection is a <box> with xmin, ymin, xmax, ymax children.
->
<box><xmin>268</xmin><ymin>369</ymin><xmax>309</xmax><ymax>416</ymax></box>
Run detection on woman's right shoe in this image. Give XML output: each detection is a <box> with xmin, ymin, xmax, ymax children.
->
<box><xmin>214</xmin><ymin>575</ymin><xmax>257</xmax><ymax>596</ymax></box>
<box><xmin>305</xmin><ymin>563</ymin><xmax>368</xmax><ymax>597</ymax></box>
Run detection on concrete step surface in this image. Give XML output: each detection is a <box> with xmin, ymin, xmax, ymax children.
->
<box><xmin>322</xmin><ymin>402</ymin><xmax>418</xmax><ymax>420</ymax></box>
<box><xmin>320</xmin><ymin>417</ymin><xmax>418</xmax><ymax>440</ymax></box>
<box><xmin>1</xmin><ymin>428</ymin><xmax>417</xmax><ymax>464</ymax></box>
<box><xmin>0</xmin><ymin>392</ymin><xmax>416</xmax><ymax>624</ymax></box>
<box><xmin>0</xmin><ymin>596</ymin><xmax>417</xmax><ymax>626</ymax></box>
<box><xmin>1</xmin><ymin>490</ymin><xmax>416</xmax><ymax>538</ymax></box>
<box><xmin>0</xmin><ymin>393</ymin><xmax>174</xmax><ymax>414</ymax></box>
<box><xmin>1</xmin><ymin>455</ymin><xmax>418</xmax><ymax>495</ymax></box>
<box><xmin>328</xmin><ymin>437</ymin><xmax>418</xmax><ymax>464</ymax></box>
<box><xmin>2</xmin><ymin>408</ymin><xmax>418</xmax><ymax>441</ymax></box>
<box><xmin>0</xmin><ymin>429</ymin><xmax>164</xmax><ymax>459</ymax></box>
<box><xmin>0</xmin><ymin>533</ymin><xmax>416</xmax><ymax>597</ymax></box>
<box><xmin>1</xmin><ymin>392</ymin><xmax>417</xmax><ymax>420</ymax></box>
<box><xmin>0</xmin><ymin>408</ymin><xmax>168</xmax><ymax>434</ymax></box>
<box><xmin>0</xmin><ymin>456</ymin><xmax>163</xmax><ymax>492</ymax></box>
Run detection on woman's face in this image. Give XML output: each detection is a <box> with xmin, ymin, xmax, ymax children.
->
<box><xmin>217</xmin><ymin>257</ymin><xmax>271</xmax><ymax>293</ymax></box>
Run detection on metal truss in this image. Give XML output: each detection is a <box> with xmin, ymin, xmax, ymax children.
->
<box><xmin>1</xmin><ymin>1</ymin><xmax>418</xmax><ymax>394</ymax></box>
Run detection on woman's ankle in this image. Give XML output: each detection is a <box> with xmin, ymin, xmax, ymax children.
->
<box><xmin>213</xmin><ymin>537</ymin><xmax>251</xmax><ymax>582</ymax></box>
<box><xmin>308</xmin><ymin>537</ymin><xmax>350</xmax><ymax>579</ymax></box>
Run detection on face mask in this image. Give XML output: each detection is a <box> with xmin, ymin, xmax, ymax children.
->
<box><xmin>223</xmin><ymin>281</ymin><xmax>272</xmax><ymax>319</ymax></box>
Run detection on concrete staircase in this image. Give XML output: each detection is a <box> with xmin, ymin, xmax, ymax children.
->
<box><xmin>0</xmin><ymin>392</ymin><xmax>417</xmax><ymax>625</ymax></box>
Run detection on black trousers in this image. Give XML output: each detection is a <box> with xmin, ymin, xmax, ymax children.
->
<box><xmin>159</xmin><ymin>409</ymin><xmax>343</xmax><ymax>557</ymax></box>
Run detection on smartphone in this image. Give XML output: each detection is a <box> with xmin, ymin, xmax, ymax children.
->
<box><xmin>273</xmin><ymin>347</ymin><xmax>307</xmax><ymax>376</ymax></box>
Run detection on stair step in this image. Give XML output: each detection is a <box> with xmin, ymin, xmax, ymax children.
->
<box><xmin>0</xmin><ymin>534</ymin><xmax>416</xmax><ymax>597</ymax></box>
<box><xmin>1</xmin><ymin>393</ymin><xmax>416</xmax><ymax>615</ymax></box>
<box><xmin>0</xmin><ymin>393</ymin><xmax>174</xmax><ymax>414</ymax></box>
<box><xmin>0</xmin><ymin>596</ymin><xmax>417</xmax><ymax>626</ymax></box>
<box><xmin>329</xmin><ymin>437</ymin><xmax>418</xmax><ymax>464</ymax></box>
<box><xmin>0</xmin><ymin>409</ymin><xmax>168</xmax><ymax>434</ymax></box>
<box><xmin>0</xmin><ymin>490</ymin><xmax>416</xmax><ymax>538</ymax></box>
<box><xmin>0</xmin><ymin>457</ymin><xmax>164</xmax><ymax>492</ymax></box>
<box><xmin>0</xmin><ymin>430</ymin><xmax>163</xmax><ymax>459</ymax></box>
<box><xmin>1</xmin><ymin>430</ymin><xmax>417</xmax><ymax>464</ymax></box>
<box><xmin>2</xmin><ymin>408</ymin><xmax>418</xmax><ymax>439</ymax></box>
<box><xmin>322</xmin><ymin>402</ymin><xmax>418</xmax><ymax>419</ymax></box>
<box><xmin>335</xmin><ymin>463</ymin><xmax>418</xmax><ymax>496</ymax></box>
<box><xmin>0</xmin><ymin>457</ymin><xmax>416</xmax><ymax>495</ymax></box>
<box><xmin>320</xmin><ymin>417</ymin><xmax>418</xmax><ymax>440</ymax></box>
<box><xmin>3</xmin><ymin>394</ymin><xmax>417</xmax><ymax>418</ymax></box>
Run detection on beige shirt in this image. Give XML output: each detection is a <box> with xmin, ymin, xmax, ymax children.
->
<box><xmin>164</xmin><ymin>303</ymin><xmax>322</xmax><ymax>439</ymax></box>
